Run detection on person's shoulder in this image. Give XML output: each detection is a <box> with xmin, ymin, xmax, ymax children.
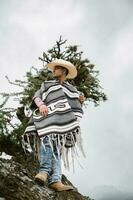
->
<box><xmin>43</xmin><ymin>80</ymin><xmax>56</xmax><ymax>83</ymax></box>
<box><xmin>65</xmin><ymin>81</ymin><xmax>73</xmax><ymax>87</ymax></box>
<box><xmin>64</xmin><ymin>81</ymin><xmax>78</xmax><ymax>92</ymax></box>
<box><xmin>43</xmin><ymin>80</ymin><xmax>58</xmax><ymax>89</ymax></box>
<box><xmin>43</xmin><ymin>80</ymin><xmax>57</xmax><ymax>85</ymax></box>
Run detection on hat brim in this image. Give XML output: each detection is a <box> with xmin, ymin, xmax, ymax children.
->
<box><xmin>47</xmin><ymin>60</ymin><xmax>77</xmax><ymax>79</ymax></box>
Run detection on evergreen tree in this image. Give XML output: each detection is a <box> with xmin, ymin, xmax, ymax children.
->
<box><xmin>0</xmin><ymin>36</ymin><xmax>107</xmax><ymax>155</ymax></box>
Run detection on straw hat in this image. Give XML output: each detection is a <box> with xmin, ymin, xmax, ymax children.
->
<box><xmin>47</xmin><ymin>59</ymin><xmax>77</xmax><ymax>79</ymax></box>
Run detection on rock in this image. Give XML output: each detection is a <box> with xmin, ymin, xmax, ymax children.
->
<box><xmin>0</xmin><ymin>157</ymin><xmax>92</xmax><ymax>200</ymax></box>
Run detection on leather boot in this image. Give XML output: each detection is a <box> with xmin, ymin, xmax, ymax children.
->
<box><xmin>34</xmin><ymin>172</ymin><xmax>48</xmax><ymax>184</ymax></box>
<box><xmin>49</xmin><ymin>181</ymin><xmax>74</xmax><ymax>191</ymax></box>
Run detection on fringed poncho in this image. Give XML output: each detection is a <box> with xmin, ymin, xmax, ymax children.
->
<box><xmin>22</xmin><ymin>80</ymin><xmax>85</xmax><ymax>171</ymax></box>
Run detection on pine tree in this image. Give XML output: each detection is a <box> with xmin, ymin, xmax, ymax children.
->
<box><xmin>0</xmin><ymin>36</ymin><xmax>107</xmax><ymax>155</ymax></box>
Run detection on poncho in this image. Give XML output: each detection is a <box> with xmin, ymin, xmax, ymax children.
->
<box><xmin>22</xmin><ymin>80</ymin><xmax>85</xmax><ymax>171</ymax></box>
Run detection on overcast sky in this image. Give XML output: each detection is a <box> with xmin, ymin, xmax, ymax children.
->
<box><xmin>0</xmin><ymin>0</ymin><xmax>133</xmax><ymax>199</ymax></box>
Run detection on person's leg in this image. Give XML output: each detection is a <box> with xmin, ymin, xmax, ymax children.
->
<box><xmin>35</xmin><ymin>136</ymin><xmax>52</xmax><ymax>183</ymax></box>
<box><xmin>39</xmin><ymin>136</ymin><xmax>52</xmax><ymax>174</ymax></box>
<box><xmin>48</xmin><ymin>140</ymin><xmax>62</xmax><ymax>185</ymax></box>
<box><xmin>35</xmin><ymin>134</ymin><xmax>74</xmax><ymax>191</ymax></box>
<box><xmin>48</xmin><ymin>138</ymin><xmax>74</xmax><ymax>191</ymax></box>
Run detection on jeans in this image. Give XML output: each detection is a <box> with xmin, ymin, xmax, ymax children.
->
<box><xmin>39</xmin><ymin>135</ymin><xmax>62</xmax><ymax>185</ymax></box>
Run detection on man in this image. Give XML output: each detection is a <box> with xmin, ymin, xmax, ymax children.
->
<box><xmin>24</xmin><ymin>59</ymin><xmax>85</xmax><ymax>191</ymax></box>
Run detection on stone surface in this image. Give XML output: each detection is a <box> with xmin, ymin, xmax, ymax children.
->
<box><xmin>0</xmin><ymin>156</ymin><xmax>92</xmax><ymax>200</ymax></box>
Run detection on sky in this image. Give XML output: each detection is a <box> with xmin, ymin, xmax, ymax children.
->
<box><xmin>0</xmin><ymin>0</ymin><xmax>133</xmax><ymax>199</ymax></box>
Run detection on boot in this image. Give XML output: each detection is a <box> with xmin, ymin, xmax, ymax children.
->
<box><xmin>49</xmin><ymin>181</ymin><xmax>74</xmax><ymax>191</ymax></box>
<box><xmin>34</xmin><ymin>172</ymin><xmax>48</xmax><ymax>185</ymax></box>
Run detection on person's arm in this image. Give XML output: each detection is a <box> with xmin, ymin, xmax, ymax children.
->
<box><xmin>79</xmin><ymin>92</ymin><xmax>86</xmax><ymax>105</ymax></box>
<box><xmin>33</xmin><ymin>83</ymin><xmax>48</xmax><ymax>117</ymax></box>
<box><xmin>34</xmin><ymin>97</ymin><xmax>48</xmax><ymax>117</ymax></box>
<box><xmin>34</xmin><ymin>97</ymin><xmax>45</xmax><ymax>107</ymax></box>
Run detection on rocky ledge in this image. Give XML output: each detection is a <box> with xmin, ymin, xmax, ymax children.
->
<box><xmin>0</xmin><ymin>156</ymin><xmax>92</xmax><ymax>200</ymax></box>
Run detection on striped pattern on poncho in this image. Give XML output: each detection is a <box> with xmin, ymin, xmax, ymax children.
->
<box><xmin>25</xmin><ymin>80</ymin><xmax>83</xmax><ymax>138</ymax></box>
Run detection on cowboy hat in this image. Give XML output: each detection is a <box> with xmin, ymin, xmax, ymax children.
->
<box><xmin>47</xmin><ymin>59</ymin><xmax>77</xmax><ymax>79</ymax></box>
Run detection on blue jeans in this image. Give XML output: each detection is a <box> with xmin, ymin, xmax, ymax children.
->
<box><xmin>39</xmin><ymin>135</ymin><xmax>62</xmax><ymax>185</ymax></box>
